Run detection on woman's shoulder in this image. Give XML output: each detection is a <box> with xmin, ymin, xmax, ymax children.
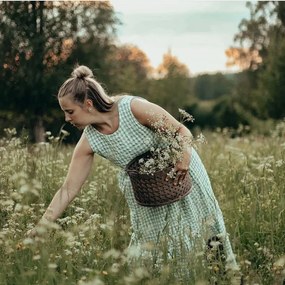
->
<box><xmin>111</xmin><ymin>94</ymin><xmax>152</xmax><ymax>116</ymax></box>
<box><xmin>110</xmin><ymin>94</ymin><xmax>132</xmax><ymax>102</ymax></box>
<box><xmin>110</xmin><ymin>94</ymin><xmax>125</xmax><ymax>101</ymax></box>
<box><xmin>111</xmin><ymin>94</ymin><xmax>147</xmax><ymax>103</ymax></box>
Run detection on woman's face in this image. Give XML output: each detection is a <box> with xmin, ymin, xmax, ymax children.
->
<box><xmin>58</xmin><ymin>96</ymin><xmax>90</xmax><ymax>130</ymax></box>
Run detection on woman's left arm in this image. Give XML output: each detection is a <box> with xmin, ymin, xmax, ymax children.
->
<box><xmin>131</xmin><ymin>98</ymin><xmax>192</xmax><ymax>185</ymax></box>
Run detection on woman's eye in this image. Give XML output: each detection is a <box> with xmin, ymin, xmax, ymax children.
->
<box><xmin>67</xmin><ymin>111</ymin><xmax>73</xmax><ymax>115</ymax></box>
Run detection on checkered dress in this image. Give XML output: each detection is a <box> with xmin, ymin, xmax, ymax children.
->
<box><xmin>84</xmin><ymin>95</ymin><xmax>237</xmax><ymax>267</ymax></box>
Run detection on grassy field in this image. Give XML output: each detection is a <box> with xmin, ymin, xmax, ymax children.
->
<box><xmin>0</xmin><ymin>124</ymin><xmax>285</xmax><ymax>285</ymax></box>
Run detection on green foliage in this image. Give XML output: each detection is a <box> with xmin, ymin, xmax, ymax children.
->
<box><xmin>148</xmin><ymin>76</ymin><xmax>191</xmax><ymax>118</ymax></box>
<box><xmin>229</xmin><ymin>1</ymin><xmax>285</xmax><ymax>122</ymax></box>
<box><xmin>185</xmin><ymin>95</ymin><xmax>257</xmax><ymax>131</ymax></box>
<box><xmin>145</xmin><ymin>51</ymin><xmax>192</xmax><ymax>117</ymax></box>
<box><xmin>255</xmin><ymin>32</ymin><xmax>285</xmax><ymax>119</ymax></box>
<box><xmin>0</xmin><ymin>1</ymin><xmax>119</xmax><ymax>142</ymax></box>
<box><xmin>1</xmin><ymin>0</ymin><xmax>285</xmax><ymax>142</ymax></box>
<box><xmin>106</xmin><ymin>44</ymin><xmax>152</xmax><ymax>96</ymax></box>
<box><xmin>192</xmin><ymin>73</ymin><xmax>234</xmax><ymax>101</ymax></box>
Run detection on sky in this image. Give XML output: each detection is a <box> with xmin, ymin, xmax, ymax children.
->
<box><xmin>111</xmin><ymin>0</ymin><xmax>250</xmax><ymax>75</ymax></box>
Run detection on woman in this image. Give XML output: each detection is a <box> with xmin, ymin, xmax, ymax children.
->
<box><xmin>30</xmin><ymin>65</ymin><xmax>238</xmax><ymax>275</ymax></box>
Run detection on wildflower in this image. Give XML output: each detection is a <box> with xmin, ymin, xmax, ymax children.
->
<box><xmin>125</xmin><ymin>245</ymin><xmax>141</xmax><ymax>258</ymax></box>
<box><xmin>103</xmin><ymin>249</ymin><xmax>121</xmax><ymax>259</ymax></box>
<box><xmin>276</xmin><ymin>160</ymin><xmax>284</xmax><ymax>167</ymax></box>
<box><xmin>139</xmin><ymin>110</ymin><xmax>204</xmax><ymax>175</ymax></box>
<box><xmin>60</xmin><ymin>129</ymin><xmax>70</xmax><ymax>137</ymax></box>
<box><xmin>48</xmin><ymin>263</ymin><xmax>57</xmax><ymax>269</ymax></box>
<box><xmin>209</xmin><ymin>240</ymin><xmax>222</xmax><ymax>249</ymax></box>
<box><xmin>80</xmin><ymin>277</ymin><xmax>104</xmax><ymax>285</ymax></box>
<box><xmin>178</xmin><ymin>108</ymin><xmax>195</xmax><ymax>122</ymax></box>
<box><xmin>4</xmin><ymin>128</ymin><xmax>17</xmax><ymax>136</ymax></box>
<box><xmin>212</xmin><ymin>265</ymin><xmax>220</xmax><ymax>272</ymax></box>
<box><xmin>138</xmin><ymin>158</ymin><xmax>144</xmax><ymax>164</ymax></box>
<box><xmin>16</xmin><ymin>242</ymin><xmax>24</xmax><ymax>250</ymax></box>
<box><xmin>244</xmin><ymin>260</ymin><xmax>251</xmax><ymax>266</ymax></box>
<box><xmin>14</xmin><ymin>203</ymin><xmax>22</xmax><ymax>212</ymax></box>
<box><xmin>111</xmin><ymin>263</ymin><xmax>120</xmax><ymax>273</ymax></box>
<box><xmin>273</xmin><ymin>255</ymin><xmax>285</xmax><ymax>268</ymax></box>
<box><xmin>23</xmin><ymin>238</ymin><xmax>34</xmax><ymax>245</ymax></box>
<box><xmin>134</xmin><ymin>267</ymin><xmax>149</xmax><ymax>279</ymax></box>
<box><xmin>64</xmin><ymin>249</ymin><xmax>72</xmax><ymax>256</ymax></box>
<box><xmin>33</xmin><ymin>255</ymin><xmax>41</xmax><ymax>260</ymax></box>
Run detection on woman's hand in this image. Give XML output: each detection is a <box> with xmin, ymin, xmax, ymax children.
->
<box><xmin>172</xmin><ymin>147</ymin><xmax>191</xmax><ymax>185</ymax></box>
<box><xmin>165</xmin><ymin>146</ymin><xmax>191</xmax><ymax>185</ymax></box>
<box><xmin>39</xmin><ymin>134</ymin><xmax>94</xmax><ymax>222</ymax></box>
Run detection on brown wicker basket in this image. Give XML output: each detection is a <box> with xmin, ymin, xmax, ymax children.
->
<box><xmin>126</xmin><ymin>151</ymin><xmax>192</xmax><ymax>207</ymax></box>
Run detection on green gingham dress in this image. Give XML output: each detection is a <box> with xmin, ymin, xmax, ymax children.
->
<box><xmin>84</xmin><ymin>95</ymin><xmax>237</xmax><ymax>267</ymax></box>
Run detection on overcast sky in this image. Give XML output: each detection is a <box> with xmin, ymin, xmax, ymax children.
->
<box><xmin>111</xmin><ymin>0</ymin><xmax>250</xmax><ymax>75</ymax></box>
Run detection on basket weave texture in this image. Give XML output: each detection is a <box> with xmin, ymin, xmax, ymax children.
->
<box><xmin>126</xmin><ymin>151</ymin><xmax>192</xmax><ymax>207</ymax></box>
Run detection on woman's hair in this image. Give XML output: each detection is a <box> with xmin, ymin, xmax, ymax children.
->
<box><xmin>57</xmin><ymin>65</ymin><xmax>114</xmax><ymax>112</ymax></box>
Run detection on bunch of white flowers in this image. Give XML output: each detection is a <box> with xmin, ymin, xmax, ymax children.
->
<box><xmin>138</xmin><ymin>109</ymin><xmax>206</xmax><ymax>176</ymax></box>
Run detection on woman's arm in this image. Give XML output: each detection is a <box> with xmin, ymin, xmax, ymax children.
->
<box><xmin>130</xmin><ymin>98</ymin><xmax>192</xmax><ymax>185</ymax></box>
<box><xmin>41</xmin><ymin>134</ymin><xmax>94</xmax><ymax>222</ymax></box>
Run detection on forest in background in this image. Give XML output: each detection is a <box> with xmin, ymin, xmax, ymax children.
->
<box><xmin>0</xmin><ymin>1</ymin><xmax>285</xmax><ymax>142</ymax></box>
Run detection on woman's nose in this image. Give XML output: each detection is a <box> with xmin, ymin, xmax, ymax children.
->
<box><xmin>65</xmin><ymin>114</ymin><xmax>71</xmax><ymax>122</ymax></box>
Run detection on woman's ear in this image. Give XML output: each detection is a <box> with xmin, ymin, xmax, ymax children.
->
<box><xmin>85</xmin><ymin>99</ymin><xmax>94</xmax><ymax>108</ymax></box>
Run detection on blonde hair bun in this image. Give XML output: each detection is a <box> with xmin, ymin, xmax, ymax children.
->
<box><xmin>71</xmin><ymin>65</ymin><xmax>93</xmax><ymax>79</ymax></box>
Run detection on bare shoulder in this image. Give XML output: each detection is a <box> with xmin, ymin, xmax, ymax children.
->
<box><xmin>130</xmin><ymin>97</ymin><xmax>171</xmax><ymax>127</ymax></box>
<box><xmin>111</xmin><ymin>94</ymin><xmax>127</xmax><ymax>102</ymax></box>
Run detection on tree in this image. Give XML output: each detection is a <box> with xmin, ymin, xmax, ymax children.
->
<box><xmin>0</xmin><ymin>1</ymin><xmax>119</xmax><ymax>141</ymax></box>
<box><xmin>226</xmin><ymin>1</ymin><xmax>285</xmax><ymax>121</ymax></box>
<box><xmin>193</xmin><ymin>73</ymin><xmax>233</xmax><ymax>101</ymax></box>
<box><xmin>255</xmin><ymin>30</ymin><xmax>285</xmax><ymax>119</ymax></box>
<box><xmin>226</xmin><ymin>1</ymin><xmax>276</xmax><ymax>71</ymax></box>
<box><xmin>225</xmin><ymin>46</ymin><xmax>262</xmax><ymax>70</ymax></box>
<box><xmin>257</xmin><ymin>1</ymin><xmax>285</xmax><ymax>119</ymax></box>
<box><xmin>106</xmin><ymin>44</ymin><xmax>153</xmax><ymax>96</ymax></box>
<box><xmin>156</xmin><ymin>50</ymin><xmax>190</xmax><ymax>78</ymax></box>
<box><xmin>149</xmin><ymin>50</ymin><xmax>191</xmax><ymax>117</ymax></box>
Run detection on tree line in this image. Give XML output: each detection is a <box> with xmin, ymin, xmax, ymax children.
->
<box><xmin>0</xmin><ymin>1</ymin><xmax>284</xmax><ymax>142</ymax></box>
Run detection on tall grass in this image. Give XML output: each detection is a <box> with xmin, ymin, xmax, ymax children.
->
<box><xmin>0</xmin><ymin>124</ymin><xmax>285</xmax><ymax>285</ymax></box>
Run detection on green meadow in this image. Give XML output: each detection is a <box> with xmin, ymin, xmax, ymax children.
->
<box><xmin>0</xmin><ymin>124</ymin><xmax>285</xmax><ymax>285</ymax></box>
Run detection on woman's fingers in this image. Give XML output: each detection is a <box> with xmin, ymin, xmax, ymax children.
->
<box><xmin>165</xmin><ymin>167</ymin><xmax>188</xmax><ymax>185</ymax></box>
<box><xmin>173</xmin><ymin>170</ymin><xmax>187</xmax><ymax>185</ymax></box>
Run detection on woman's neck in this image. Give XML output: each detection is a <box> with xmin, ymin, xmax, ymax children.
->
<box><xmin>91</xmin><ymin>99</ymin><xmax>120</xmax><ymax>134</ymax></box>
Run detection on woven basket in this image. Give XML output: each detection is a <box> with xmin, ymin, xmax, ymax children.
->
<box><xmin>126</xmin><ymin>151</ymin><xmax>192</xmax><ymax>207</ymax></box>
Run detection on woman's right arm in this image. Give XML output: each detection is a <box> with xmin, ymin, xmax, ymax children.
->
<box><xmin>40</xmin><ymin>133</ymin><xmax>94</xmax><ymax>223</ymax></box>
